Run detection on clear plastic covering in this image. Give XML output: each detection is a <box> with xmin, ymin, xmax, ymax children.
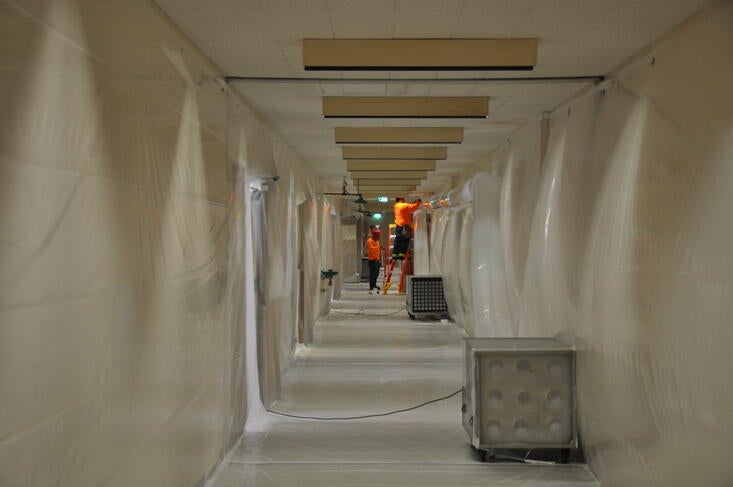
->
<box><xmin>432</xmin><ymin>5</ymin><xmax>733</xmax><ymax>485</ymax></box>
<box><xmin>0</xmin><ymin>1</ymin><xmax>338</xmax><ymax>485</ymax></box>
<box><xmin>428</xmin><ymin>207</ymin><xmax>447</xmax><ymax>275</ymax></box>
<box><xmin>210</xmin><ymin>284</ymin><xmax>598</xmax><ymax>486</ymax></box>
<box><xmin>468</xmin><ymin>173</ymin><xmax>512</xmax><ymax>337</ymax></box>
<box><xmin>411</xmin><ymin>209</ymin><xmax>430</xmax><ymax>275</ymax></box>
<box><xmin>421</xmin><ymin>174</ymin><xmax>511</xmax><ymax>337</ymax></box>
<box><xmin>439</xmin><ymin>207</ymin><xmax>466</xmax><ymax>326</ymax></box>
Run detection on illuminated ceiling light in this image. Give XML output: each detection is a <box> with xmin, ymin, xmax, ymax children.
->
<box><xmin>359</xmin><ymin>185</ymin><xmax>416</xmax><ymax>192</ymax></box>
<box><xmin>351</xmin><ymin>171</ymin><xmax>427</xmax><ymax>179</ymax></box>
<box><xmin>352</xmin><ymin>179</ymin><xmax>423</xmax><ymax>186</ymax></box>
<box><xmin>347</xmin><ymin>160</ymin><xmax>437</xmax><ymax>171</ymax></box>
<box><xmin>372</xmin><ymin>212</ymin><xmax>383</xmax><ymax>220</ymax></box>
<box><xmin>377</xmin><ymin>196</ymin><xmax>389</xmax><ymax>203</ymax></box>
<box><xmin>303</xmin><ymin>39</ymin><xmax>537</xmax><ymax>71</ymax></box>
<box><xmin>323</xmin><ymin>97</ymin><xmax>489</xmax><ymax>118</ymax></box>
<box><xmin>359</xmin><ymin>189</ymin><xmax>411</xmax><ymax>195</ymax></box>
<box><xmin>343</xmin><ymin>146</ymin><xmax>447</xmax><ymax>160</ymax></box>
<box><xmin>360</xmin><ymin>191</ymin><xmax>416</xmax><ymax>198</ymax></box>
<box><xmin>335</xmin><ymin>127</ymin><xmax>463</xmax><ymax>144</ymax></box>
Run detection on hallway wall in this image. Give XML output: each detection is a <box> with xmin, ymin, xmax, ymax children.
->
<box><xmin>0</xmin><ymin>0</ymin><xmax>335</xmax><ymax>485</ymax></box>
<box><xmin>440</xmin><ymin>4</ymin><xmax>733</xmax><ymax>486</ymax></box>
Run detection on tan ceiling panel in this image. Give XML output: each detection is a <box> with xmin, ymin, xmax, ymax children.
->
<box><xmin>343</xmin><ymin>146</ymin><xmax>448</xmax><ymax>160</ymax></box>
<box><xmin>351</xmin><ymin>171</ymin><xmax>428</xmax><ymax>179</ymax></box>
<box><xmin>323</xmin><ymin>97</ymin><xmax>489</xmax><ymax>118</ymax></box>
<box><xmin>351</xmin><ymin>179</ymin><xmax>423</xmax><ymax>186</ymax></box>
<box><xmin>358</xmin><ymin>191</ymin><xmax>413</xmax><ymax>196</ymax></box>
<box><xmin>335</xmin><ymin>127</ymin><xmax>463</xmax><ymax>144</ymax></box>
<box><xmin>358</xmin><ymin>185</ymin><xmax>417</xmax><ymax>192</ymax></box>
<box><xmin>347</xmin><ymin>160</ymin><xmax>437</xmax><ymax>171</ymax></box>
<box><xmin>303</xmin><ymin>39</ymin><xmax>537</xmax><ymax>70</ymax></box>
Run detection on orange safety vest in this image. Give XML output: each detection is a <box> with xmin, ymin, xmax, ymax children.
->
<box><xmin>393</xmin><ymin>201</ymin><xmax>421</xmax><ymax>226</ymax></box>
<box><xmin>366</xmin><ymin>238</ymin><xmax>381</xmax><ymax>260</ymax></box>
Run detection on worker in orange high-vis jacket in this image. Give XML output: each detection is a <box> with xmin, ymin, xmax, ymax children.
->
<box><xmin>392</xmin><ymin>197</ymin><xmax>421</xmax><ymax>259</ymax></box>
<box><xmin>366</xmin><ymin>229</ymin><xmax>382</xmax><ymax>294</ymax></box>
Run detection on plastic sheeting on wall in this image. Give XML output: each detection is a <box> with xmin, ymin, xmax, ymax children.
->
<box><xmin>339</xmin><ymin>214</ymin><xmax>362</xmax><ymax>284</ymax></box>
<box><xmin>0</xmin><ymin>1</ymin><xmax>248</xmax><ymax>485</ymax></box>
<box><xmin>412</xmin><ymin>209</ymin><xmax>430</xmax><ymax>275</ymax></box>
<box><xmin>467</xmin><ymin>173</ymin><xmax>512</xmax><ymax>337</ymax></box>
<box><xmin>441</xmin><ymin>5</ymin><xmax>733</xmax><ymax>486</ymax></box>
<box><xmin>428</xmin><ymin>208</ymin><xmax>447</xmax><ymax>275</ymax></box>
<box><xmin>439</xmin><ymin>207</ymin><xmax>465</xmax><ymax>325</ymax></box>
<box><xmin>0</xmin><ymin>0</ymin><xmax>339</xmax><ymax>485</ymax></box>
<box><xmin>425</xmin><ymin>174</ymin><xmax>511</xmax><ymax>337</ymax></box>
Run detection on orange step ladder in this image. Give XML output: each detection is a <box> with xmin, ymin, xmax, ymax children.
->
<box><xmin>382</xmin><ymin>248</ymin><xmax>413</xmax><ymax>295</ymax></box>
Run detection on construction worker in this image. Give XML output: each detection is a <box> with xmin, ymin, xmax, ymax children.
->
<box><xmin>366</xmin><ymin>229</ymin><xmax>382</xmax><ymax>294</ymax></box>
<box><xmin>392</xmin><ymin>197</ymin><xmax>421</xmax><ymax>259</ymax></box>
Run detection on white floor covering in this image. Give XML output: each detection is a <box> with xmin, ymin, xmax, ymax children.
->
<box><xmin>210</xmin><ymin>282</ymin><xmax>598</xmax><ymax>486</ymax></box>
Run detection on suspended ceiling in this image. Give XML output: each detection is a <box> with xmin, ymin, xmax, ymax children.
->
<box><xmin>155</xmin><ymin>0</ymin><xmax>710</xmax><ymax>193</ymax></box>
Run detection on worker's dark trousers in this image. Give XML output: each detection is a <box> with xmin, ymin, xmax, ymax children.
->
<box><xmin>368</xmin><ymin>259</ymin><xmax>381</xmax><ymax>289</ymax></box>
<box><xmin>393</xmin><ymin>225</ymin><xmax>410</xmax><ymax>256</ymax></box>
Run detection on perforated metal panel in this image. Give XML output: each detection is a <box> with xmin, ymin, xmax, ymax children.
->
<box><xmin>462</xmin><ymin>338</ymin><xmax>577</xmax><ymax>450</ymax></box>
<box><xmin>406</xmin><ymin>276</ymin><xmax>448</xmax><ymax>316</ymax></box>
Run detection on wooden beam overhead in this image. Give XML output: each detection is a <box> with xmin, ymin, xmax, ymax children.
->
<box><xmin>303</xmin><ymin>39</ymin><xmax>537</xmax><ymax>71</ymax></box>
<box><xmin>351</xmin><ymin>171</ymin><xmax>427</xmax><ymax>179</ymax></box>
<box><xmin>335</xmin><ymin>127</ymin><xmax>463</xmax><ymax>144</ymax></box>
<box><xmin>324</xmin><ymin>97</ymin><xmax>488</xmax><ymax>118</ymax></box>
<box><xmin>343</xmin><ymin>146</ymin><xmax>447</xmax><ymax>160</ymax></box>
<box><xmin>347</xmin><ymin>160</ymin><xmax>437</xmax><ymax>171</ymax></box>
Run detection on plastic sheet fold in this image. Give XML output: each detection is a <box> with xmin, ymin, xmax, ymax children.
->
<box><xmin>0</xmin><ymin>1</ymin><xmax>338</xmax><ymax>485</ymax></box>
<box><xmin>432</xmin><ymin>5</ymin><xmax>733</xmax><ymax>485</ymax></box>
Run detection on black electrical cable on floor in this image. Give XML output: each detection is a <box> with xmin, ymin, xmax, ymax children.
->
<box><xmin>266</xmin><ymin>388</ymin><xmax>463</xmax><ymax>421</ymax></box>
<box><xmin>331</xmin><ymin>306</ymin><xmax>406</xmax><ymax>317</ymax></box>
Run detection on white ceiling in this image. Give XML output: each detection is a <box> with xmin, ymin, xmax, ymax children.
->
<box><xmin>155</xmin><ymin>0</ymin><xmax>710</xmax><ymax>191</ymax></box>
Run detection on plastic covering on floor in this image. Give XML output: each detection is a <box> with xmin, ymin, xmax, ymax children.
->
<box><xmin>208</xmin><ymin>283</ymin><xmax>598</xmax><ymax>486</ymax></box>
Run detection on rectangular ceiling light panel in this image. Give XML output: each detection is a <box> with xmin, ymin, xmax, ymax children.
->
<box><xmin>351</xmin><ymin>171</ymin><xmax>427</xmax><ymax>179</ymax></box>
<box><xmin>303</xmin><ymin>39</ymin><xmax>537</xmax><ymax>71</ymax></box>
<box><xmin>335</xmin><ymin>127</ymin><xmax>463</xmax><ymax>144</ymax></box>
<box><xmin>343</xmin><ymin>146</ymin><xmax>447</xmax><ymax>160</ymax></box>
<box><xmin>324</xmin><ymin>97</ymin><xmax>488</xmax><ymax>118</ymax></box>
<box><xmin>353</xmin><ymin>179</ymin><xmax>423</xmax><ymax>186</ymax></box>
<box><xmin>359</xmin><ymin>186</ymin><xmax>417</xmax><ymax>192</ymax></box>
<box><xmin>361</xmin><ymin>191</ymin><xmax>423</xmax><ymax>197</ymax></box>
<box><xmin>358</xmin><ymin>192</ymin><xmax>416</xmax><ymax>198</ymax></box>
<box><xmin>347</xmin><ymin>160</ymin><xmax>437</xmax><ymax>171</ymax></box>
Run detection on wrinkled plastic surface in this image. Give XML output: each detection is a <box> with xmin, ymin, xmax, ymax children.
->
<box><xmin>412</xmin><ymin>209</ymin><xmax>430</xmax><ymax>275</ymax></box>
<box><xmin>426</xmin><ymin>174</ymin><xmax>512</xmax><ymax>337</ymax></box>
<box><xmin>437</xmin><ymin>5</ymin><xmax>733</xmax><ymax>486</ymax></box>
<box><xmin>210</xmin><ymin>284</ymin><xmax>598</xmax><ymax>486</ymax></box>
<box><xmin>0</xmin><ymin>1</ymin><xmax>247</xmax><ymax>485</ymax></box>
<box><xmin>250</xmin><ymin>139</ymin><xmax>336</xmax><ymax>405</ymax></box>
<box><xmin>440</xmin><ymin>207</ymin><xmax>466</xmax><ymax>326</ymax></box>
<box><xmin>0</xmin><ymin>0</ymin><xmax>336</xmax><ymax>485</ymax></box>
<box><xmin>471</xmin><ymin>173</ymin><xmax>513</xmax><ymax>336</ymax></box>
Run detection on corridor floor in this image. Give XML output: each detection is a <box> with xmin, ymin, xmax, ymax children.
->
<box><xmin>209</xmin><ymin>283</ymin><xmax>598</xmax><ymax>486</ymax></box>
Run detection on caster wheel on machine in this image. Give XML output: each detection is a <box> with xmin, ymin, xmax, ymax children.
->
<box><xmin>560</xmin><ymin>448</ymin><xmax>571</xmax><ymax>464</ymax></box>
<box><xmin>476</xmin><ymin>449</ymin><xmax>495</xmax><ymax>463</ymax></box>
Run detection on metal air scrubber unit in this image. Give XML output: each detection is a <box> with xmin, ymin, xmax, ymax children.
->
<box><xmin>462</xmin><ymin>338</ymin><xmax>577</xmax><ymax>461</ymax></box>
<box><xmin>406</xmin><ymin>275</ymin><xmax>449</xmax><ymax>320</ymax></box>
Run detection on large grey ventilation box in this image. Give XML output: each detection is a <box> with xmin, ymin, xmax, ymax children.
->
<box><xmin>462</xmin><ymin>338</ymin><xmax>577</xmax><ymax>457</ymax></box>
<box><xmin>406</xmin><ymin>275</ymin><xmax>449</xmax><ymax>320</ymax></box>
